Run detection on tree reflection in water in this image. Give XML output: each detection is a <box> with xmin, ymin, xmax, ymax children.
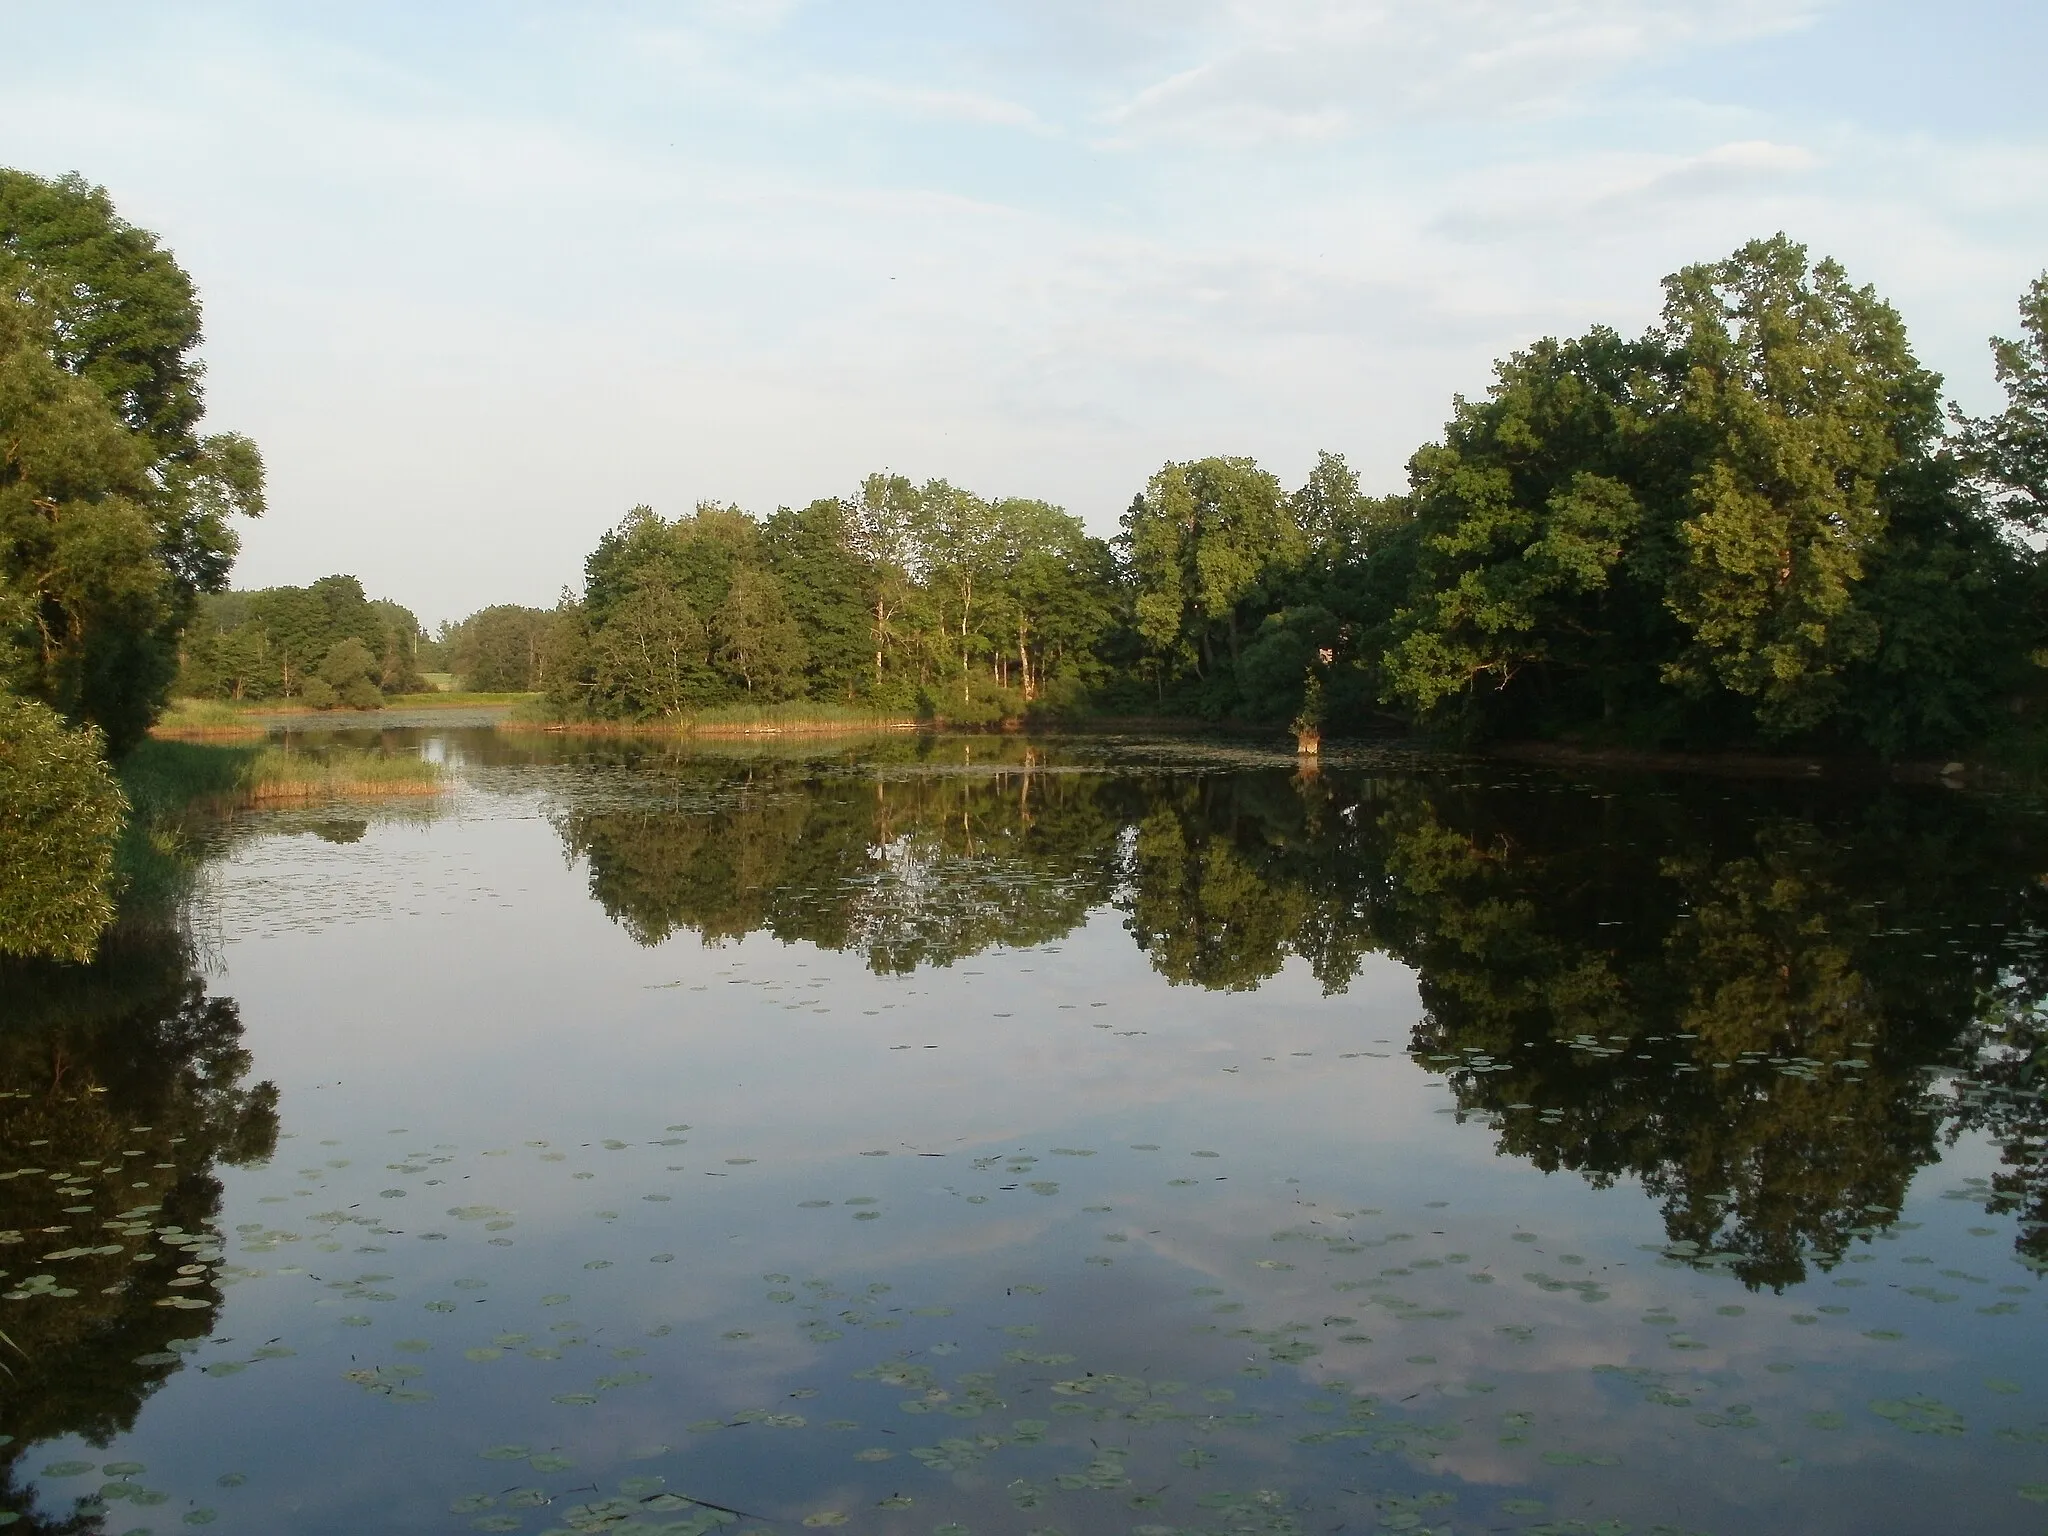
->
<box><xmin>552</xmin><ymin>744</ymin><xmax>2048</xmax><ymax>1289</ymax></box>
<box><xmin>0</xmin><ymin>925</ymin><xmax>278</xmax><ymax>1531</ymax></box>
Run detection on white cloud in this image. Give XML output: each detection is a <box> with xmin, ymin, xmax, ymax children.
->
<box><xmin>1434</xmin><ymin>138</ymin><xmax>1822</xmax><ymax>240</ymax></box>
<box><xmin>828</xmin><ymin>79</ymin><xmax>1050</xmax><ymax>132</ymax></box>
<box><xmin>0</xmin><ymin>0</ymin><xmax>2034</xmax><ymax>624</ymax></box>
<box><xmin>1099</xmin><ymin>0</ymin><xmax>1825</xmax><ymax>144</ymax></box>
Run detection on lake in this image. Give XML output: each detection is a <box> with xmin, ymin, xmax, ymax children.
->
<box><xmin>2</xmin><ymin>730</ymin><xmax>2045</xmax><ymax>1535</ymax></box>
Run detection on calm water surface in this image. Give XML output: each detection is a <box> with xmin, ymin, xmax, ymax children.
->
<box><xmin>3</xmin><ymin>733</ymin><xmax>2046</xmax><ymax>1535</ymax></box>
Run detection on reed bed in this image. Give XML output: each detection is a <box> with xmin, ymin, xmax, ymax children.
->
<box><xmin>149</xmin><ymin>698</ymin><xmax>268</xmax><ymax>739</ymax></box>
<box><xmin>243</xmin><ymin>747</ymin><xmax>443</xmax><ymax>803</ymax></box>
<box><xmin>512</xmin><ymin>701</ymin><xmax>917</xmax><ymax>737</ymax></box>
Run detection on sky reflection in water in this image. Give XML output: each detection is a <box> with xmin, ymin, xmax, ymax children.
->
<box><xmin>2</xmin><ymin>732</ymin><xmax>2045</xmax><ymax>1535</ymax></box>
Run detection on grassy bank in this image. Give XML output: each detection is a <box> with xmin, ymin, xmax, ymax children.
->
<box><xmin>511</xmin><ymin>701</ymin><xmax>918</xmax><ymax>736</ymax></box>
<box><xmin>152</xmin><ymin>693</ymin><xmax>534</xmax><ymax>734</ymax></box>
<box><xmin>380</xmin><ymin>691</ymin><xmax>536</xmax><ymax>709</ymax></box>
<box><xmin>113</xmin><ymin>738</ymin><xmax>263</xmax><ymax>913</ymax></box>
<box><xmin>149</xmin><ymin>698</ymin><xmax>268</xmax><ymax>738</ymax></box>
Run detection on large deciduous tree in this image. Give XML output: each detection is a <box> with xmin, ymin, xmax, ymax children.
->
<box><xmin>1122</xmin><ymin>456</ymin><xmax>1302</xmax><ymax>703</ymax></box>
<box><xmin>1657</xmin><ymin>236</ymin><xmax>1938</xmax><ymax>734</ymax></box>
<box><xmin>1956</xmin><ymin>271</ymin><xmax>2048</xmax><ymax>527</ymax></box>
<box><xmin>1375</xmin><ymin>234</ymin><xmax>2018</xmax><ymax>752</ymax></box>
<box><xmin>1381</xmin><ymin>327</ymin><xmax>1662</xmax><ymax>734</ymax></box>
<box><xmin>0</xmin><ymin>169</ymin><xmax>263</xmax><ymax>750</ymax></box>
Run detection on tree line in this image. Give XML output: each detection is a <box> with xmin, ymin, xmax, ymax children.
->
<box><xmin>455</xmin><ymin>236</ymin><xmax>2048</xmax><ymax>754</ymax></box>
<box><xmin>9</xmin><ymin>167</ymin><xmax>2048</xmax><ymax>762</ymax></box>
<box><xmin>178</xmin><ymin>574</ymin><xmax>428</xmax><ymax>707</ymax></box>
<box><xmin>7</xmin><ymin>161</ymin><xmax>2048</xmax><ymax>960</ymax></box>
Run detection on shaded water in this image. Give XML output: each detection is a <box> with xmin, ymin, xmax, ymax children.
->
<box><xmin>2</xmin><ymin>732</ymin><xmax>2045</xmax><ymax>1535</ymax></box>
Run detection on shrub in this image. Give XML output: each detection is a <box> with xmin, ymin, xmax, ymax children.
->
<box><xmin>0</xmin><ymin>692</ymin><xmax>127</xmax><ymax>961</ymax></box>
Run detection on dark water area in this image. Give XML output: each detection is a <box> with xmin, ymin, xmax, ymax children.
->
<box><xmin>2</xmin><ymin>731</ymin><xmax>2045</xmax><ymax>1535</ymax></box>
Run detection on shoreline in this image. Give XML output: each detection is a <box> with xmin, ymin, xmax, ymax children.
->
<box><xmin>503</xmin><ymin>716</ymin><xmax>920</xmax><ymax>738</ymax></box>
<box><xmin>1482</xmin><ymin>738</ymin><xmax>1976</xmax><ymax>787</ymax></box>
<box><xmin>147</xmin><ymin>704</ymin><xmax>2002</xmax><ymax>788</ymax></box>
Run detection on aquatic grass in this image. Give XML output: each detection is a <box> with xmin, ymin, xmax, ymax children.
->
<box><xmin>148</xmin><ymin>698</ymin><xmax>266</xmax><ymax>739</ymax></box>
<box><xmin>377</xmin><ymin>691</ymin><xmax>536</xmax><ymax>708</ymax></box>
<box><xmin>242</xmin><ymin>746</ymin><xmax>442</xmax><ymax>803</ymax></box>
<box><xmin>156</xmin><ymin>692</ymin><xmax>532</xmax><ymax>731</ymax></box>
<box><xmin>111</xmin><ymin>737</ymin><xmax>263</xmax><ymax>916</ymax></box>
<box><xmin>508</xmin><ymin>700</ymin><xmax>917</xmax><ymax>736</ymax></box>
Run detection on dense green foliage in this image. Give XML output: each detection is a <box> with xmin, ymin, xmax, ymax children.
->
<box><xmin>1371</xmin><ymin>237</ymin><xmax>2033</xmax><ymax>751</ymax></box>
<box><xmin>439</xmin><ymin>603</ymin><xmax>551</xmax><ymax>691</ymax></box>
<box><xmin>1957</xmin><ymin>271</ymin><xmax>2048</xmax><ymax>527</ymax></box>
<box><xmin>0</xmin><ymin>168</ymin><xmax>274</xmax><ymax>959</ymax></box>
<box><xmin>176</xmin><ymin>575</ymin><xmax>427</xmax><ymax>707</ymax></box>
<box><xmin>0</xmin><ymin>170</ymin><xmax>263</xmax><ymax>753</ymax></box>
<box><xmin>522</xmin><ymin>241</ymin><xmax>2048</xmax><ymax>755</ymax></box>
<box><xmin>0</xmin><ymin>691</ymin><xmax>126</xmax><ymax>960</ymax></box>
<box><xmin>538</xmin><ymin>485</ymin><xmax>1117</xmax><ymax>722</ymax></box>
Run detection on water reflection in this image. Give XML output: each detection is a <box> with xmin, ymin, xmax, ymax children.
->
<box><xmin>541</xmin><ymin>746</ymin><xmax>2048</xmax><ymax>1286</ymax></box>
<box><xmin>554</xmin><ymin>752</ymin><xmax>1123</xmax><ymax>968</ymax></box>
<box><xmin>3</xmin><ymin>736</ymin><xmax>2044</xmax><ymax>1532</ymax></box>
<box><xmin>0</xmin><ymin>925</ymin><xmax>278</xmax><ymax>1530</ymax></box>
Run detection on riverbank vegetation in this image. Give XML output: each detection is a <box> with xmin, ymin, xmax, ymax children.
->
<box><xmin>239</xmin><ymin>745</ymin><xmax>441</xmax><ymax>803</ymax></box>
<box><xmin>0</xmin><ymin>692</ymin><xmax>125</xmax><ymax>960</ymax></box>
<box><xmin>7</xmin><ymin>157</ymin><xmax>2048</xmax><ymax>957</ymax></box>
<box><xmin>482</xmin><ymin>238</ymin><xmax>2048</xmax><ymax>759</ymax></box>
<box><xmin>507</xmin><ymin>699</ymin><xmax>915</xmax><ymax>736</ymax></box>
<box><xmin>151</xmin><ymin>690</ymin><xmax>532</xmax><ymax>734</ymax></box>
<box><xmin>174</xmin><ymin>573</ymin><xmax>430</xmax><ymax>708</ymax></box>
<box><xmin>5</xmin><ymin>725</ymin><xmax>442</xmax><ymax>959</ymax></box>
<box><xmin>1</xmin><ymin>169</ymin><xmax>268</xmax><ymax>957</ymax></box>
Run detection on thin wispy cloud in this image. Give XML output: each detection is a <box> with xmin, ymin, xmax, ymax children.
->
<box><xmin>1098</xmin><ymin>0</ymin><xmax>1826</xmax><ymax>143</ymax></box>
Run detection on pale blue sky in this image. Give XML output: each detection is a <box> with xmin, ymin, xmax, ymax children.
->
<box><xmin>5</xmin><ymin>1</ymin><xmax>2043</xmax><ymax>622</ymax></box>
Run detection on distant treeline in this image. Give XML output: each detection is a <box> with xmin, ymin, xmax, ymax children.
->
<box><xmin>177</xmin><ymin>588</ymin><xmax>553</xmax><ymax>703</ymax></box>
<box><xmin>166</xmin><ymin>235</ymin><xmax>2048</xmax><ymax>755</ymax></box>
<box><xmin>435</xmin><ymin>604</ymin><xmax>552</xmax><ymax>693</ymax></box>
<box><xmin>442</xmin><ymin>234</ymin><xmax>2047</xmax><ymax>755</ymax></box>
<box><xmin>178</xmin><ymin>575</ymin><xmax>428</xmax><ymax>707</ymax></box>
